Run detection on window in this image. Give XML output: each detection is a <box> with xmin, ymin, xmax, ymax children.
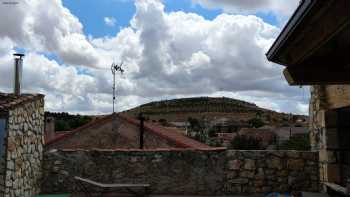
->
<box><xmin>0</xmin><ymin>119</ymin><xmax>6</xmax><ymax>156</ymax></box>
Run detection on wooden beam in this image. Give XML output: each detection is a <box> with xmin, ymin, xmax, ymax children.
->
<box><xmin>276</xmin><ymin>0</ymin><xmax>350</xmax><ymax>65</ymax></box>
<box><xmin>283</xmin><ymin>67</ymin><xmax>350</xmax><ymax>86</ymax></box>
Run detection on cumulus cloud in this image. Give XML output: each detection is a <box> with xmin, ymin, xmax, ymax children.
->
<box><xmin>0</xmin><ymin>0</ymin><xmax>103</xmax><ymax>67</ymax></box>
<box><xmin>104</xmin><ymin>17</ymin><xmax>117</xmax><ymax>27</ymax></box>
<box><xmin>192</xmin><ymin>0</ymin><xmax>300</xmax><ymax>15</ymax></box>
<box><xmin>0</xmin><ymin>0</ymin><xmax>309</xmax><ymax>115</ymax></box>
<box><xmin>192</xmin><ymin>0</ymin><xmax>300</xmax><ymax>25</ymax></box>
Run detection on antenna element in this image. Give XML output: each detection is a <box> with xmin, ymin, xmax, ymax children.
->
<box><xmin>111</xmin><ymin>62</ymin><xmax>124</xmax><ymax>113</ymax></box>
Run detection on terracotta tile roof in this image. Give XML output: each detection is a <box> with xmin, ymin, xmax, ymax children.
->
<box><xmin>45</xmin><ymin>114</ymin><xmax>113</xmax><ymax>146</ymax></box>
<box><xmin>119</xmin><ymin>114</ymin><xmax>212</xmax><ymax>149</ymax></box>
<box><xmin>0</xmin><ymin>92</ymin><xmax>44</xmax><ymax>111</ymax></box>
<box><xmin>46</xmin><ymin>113</ymin><xmax>213</xmax><ymax>150</ymax></box>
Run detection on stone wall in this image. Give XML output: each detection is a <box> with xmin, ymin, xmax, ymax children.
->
<box><xmin>309</xmin><ymin>85</ymin><xmax>350</xmax><ymax>187</ymax></box>
<box><xmin>42</xmin><ymin>149</ymin><xmax>319</xmax><ymax>195</ymax></box>
<box><xmin>225</xmin><ymin>150</ymin><xmax>319</xmax><ymax>194</ymax></box>
<box><xmin>4</xmin><ymin>98</ymin><xmax>44</xmax><ymax>197</ymax></box>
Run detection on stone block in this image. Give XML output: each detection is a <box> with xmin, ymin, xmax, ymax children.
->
<box><xmin>226</xmin><ymin>171</ymin><xmax>237</xmax><ymax>179</ymax></box>
<box><xmin>277</xmin><ymin>170</ymin><xmax>288</xmax><ymax>177</ymax></box>
<box><xmin>239</xmin><ymin>170</ymin><xmax>255</xmax><ymax>178</ymax></box>
<box><xmin>267</xmin><ymin>157</ymin><xmax>282</xmax><ymax>170</ymax></box>
<box><xmin>226</xmin><ymin>150</ymin><xmax>238</xmax><ymax>158</ymax></box>
<box><xmin>224</xmin><ymin>184</ymin><xmax>242</xmax><ymax>193</ymax></box>
<box><xmin>228</xmin><ymin>159</ymin><xmax>241</xmax><ymax>170</ymax></box>
<box><xmin>243</xmin><ymin>159</ymin><xmax>255</xmax><ymax>170</ymax></box>
<box><xmin>229</xmin><ymin>178</ymin><xmax>249</xmax><ymax>184</ymax></box>
<box><xmin>287</xmin><ymin>159</ymin><xmax>304</xmax><ymax>170</ymax></box>
<box><xmin>319</xmin><ymin>150</ymin><xmax>337</xmax><ymax>163</ymax></box>
<box><xmin>286</xmin><ymin>151</ymin><xmax>300</xmax><ymax>158</ymax></box>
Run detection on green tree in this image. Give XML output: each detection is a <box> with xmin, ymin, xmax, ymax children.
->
<box><xmin>248</xmin><ymin>117</ymin><xmax>265</xmax><ymax>128</ymax></box>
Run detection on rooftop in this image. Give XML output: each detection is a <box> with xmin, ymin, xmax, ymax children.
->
<box><xmin>46</xmin><ymin>113</ymin><xmax>212</xmax><ymax>150</ymax></box>
<box><xmin>0</xmin><ymin>92</ymin><xmax>44</xmax><ymax>111</ymax></box>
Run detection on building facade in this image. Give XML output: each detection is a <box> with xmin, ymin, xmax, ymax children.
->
<box><xmin>0</xmin><ymin>93</ymin><xmax>45</xmax><ymax>197</ymax></box>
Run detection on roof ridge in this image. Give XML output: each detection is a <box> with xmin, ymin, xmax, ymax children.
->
<box><xmin>46</xmin><ymin>113</ymin><xmax>213</xmax><ymax>150</ymax></box>
<box><xmin>45</xmin><ymin>113</ymin><xmax>115</xmax><ymax>146</ymax></box>
<box><xmin>118</xmin><ymin>114</ymin><xmax>211</xmax><ymax>149</ymax></box>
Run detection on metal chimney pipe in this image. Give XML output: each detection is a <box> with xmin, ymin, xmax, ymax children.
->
<box><xmin>13</xmin><ymin>53</ymin><xmax>24</xmax><ymax>96</ymax></box>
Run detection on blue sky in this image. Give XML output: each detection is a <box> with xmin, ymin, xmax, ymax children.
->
<box><xmin>62</xmin><ymin>0</ymin><xmax>279</xmax><ymax>38</ymax></box>
<box><xmin>1</xmin><ymin>0</ymin><xmax>307</xmax><ymax>115</ymax></box>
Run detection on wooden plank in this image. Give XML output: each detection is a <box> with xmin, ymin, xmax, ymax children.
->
<box><xmin>283</xmin><ymin>67</ymin><xmax>350</xmax><ymax>86</ymax></box>
<box><xmin>74</xmin><ymin>176</ymin><xmax>150</xmax><ymax>188</ymax></box>
<box><xmin>278</xmin><ymin>0</ymin><xmax>350</xmax><ymax>65</ymax></box>
<box><xmin>325</xmin><ymin>85</ymin><xmax>350</xmax><ymax>109</ymax></box>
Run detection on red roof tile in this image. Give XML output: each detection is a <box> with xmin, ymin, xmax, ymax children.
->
<box><xmin>119</xmin><ymin>114</ymin><xmax>211</xmax><ymax>149</ymax></box>
<box><xmin>46</xmin><ymin>113</ymin><xmax>213</xmax><ymax>150</ymax></box>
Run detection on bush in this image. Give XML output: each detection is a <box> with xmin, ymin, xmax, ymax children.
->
<box><xmin>248</xmin><ymin>117</ymin><xmax>265</xmax><ymax>128</ymax></box>
<box><xmin>229</xmin><ymin>135</ymin><xmax>263</xmax><ymax>150</ymax></box>
<box><xmin>279</xmin><ymin>134</ymin><xmax>310</xmax><ymax>150</ymax></box>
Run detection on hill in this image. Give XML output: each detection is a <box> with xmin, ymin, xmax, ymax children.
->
<box><xmin>122</xmin><ymin>97</ymin><xmax>307</xmax><ymax>127</ymax></box>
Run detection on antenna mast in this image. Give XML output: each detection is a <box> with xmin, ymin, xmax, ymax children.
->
<box><xmin>111</xmin><ymin>62</ymin><xmax>124</xmax><ymax>113</ymax></box>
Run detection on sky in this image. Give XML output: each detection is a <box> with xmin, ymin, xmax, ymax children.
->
<box><xmin>0</xmin><ymin>0</ymin><xmax>309</xmax><ymax>115</ymax></box>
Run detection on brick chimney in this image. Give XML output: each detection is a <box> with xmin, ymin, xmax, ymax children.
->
<box><xmin>45</xmin><ymin>117</ymin><xmax>56</xmax><ymax>142</ymax></box>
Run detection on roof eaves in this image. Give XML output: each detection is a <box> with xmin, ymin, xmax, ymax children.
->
<box><xmin>0</xmin><ymin>93</ymin><xmax>44</xmax><ymax>111</ymax></box>
<box><xmin>266</xmin><ymin>0</ymin><xmax>315</xmax><ymax>65</ymax></box>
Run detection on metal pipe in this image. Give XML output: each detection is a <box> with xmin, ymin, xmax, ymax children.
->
<box><xmin>13</xmin><ymin>53</ymin><xmax>24</xmax><ymax>96</ymax></box>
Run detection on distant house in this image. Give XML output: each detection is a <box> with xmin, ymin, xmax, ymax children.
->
<box><xmin>216</xmin><ymin>132</ymin><xmax>237</xmax><ymax>146</ymax></box>
<box><xmin>168</xmin><ymin>121</ymin><xmax>190</xmax><ymax>134</ymax></box>
<box><xmin>273</xmin><ymin>127</ymin><xmax>308</xmax><ymax>143</ymax></box>
<box><xmin>45</xmin><ymin>113</ymin><xmax>211</xmax><ymax>150</ymax></box>
<box><xmin>238</xmin><ymin>128</ymin><xmax>277</xmax><ymax>148</ymax></box>
<box><xmin>210</xmin><ymin>118</ymin><xmax>248</xmax><ymax>133</ymax></box>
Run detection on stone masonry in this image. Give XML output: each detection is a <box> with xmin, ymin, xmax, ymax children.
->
<box><xmin>309</xmin><ymin>85</ymin><xmax>350</xmax><ymax>187</ymax></box>
<box><xmin>42</xmin><ymin>149</ymin><xmax>319</xmax><ymax>195</ymax></box>
<box><xmin>225</xmin><ymin>150</ymin><xmax>319</xmax><ymax>194</ymax></box>
<box><xmin>4</xmin><ymin>97</ymin><xmax>44</xmax><ymax>197</ymax></box>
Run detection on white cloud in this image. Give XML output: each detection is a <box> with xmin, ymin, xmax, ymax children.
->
<box><xmin>0</xmin><ymin>0</ymin><xmax>309</xmax><ymax>115</ymax></box>
<box><xmin>0</xmin><ymin>0</ymin><xmax>103</xmax><ymax>67</ymax></box>
<box><xmin>192</xmin><ymin>0</ymin><xmax>300</xmax><ymax>15</ymax></box>
<box><xmin>104</xmin><ymin>17</ymin><xmax>117</xmax><ymax>27</ymax></box>
<box><xmin>192</xmin><ymin>0</ymin><xmax>300</xmax><ymax>25</ymax></box>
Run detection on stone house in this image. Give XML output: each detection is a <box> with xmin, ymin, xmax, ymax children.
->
<box><xmin>210</xmin><ymin>118</ymin><xmax>248</xmax><ymax>133</ymax></box>
<box><xmin>0</xmin><ymin>93</ymin><xmax>45</xmax><ymax>197</ymax></box>
<box><xmin>267</xmin><ymin>0</ymin><xmax>350</xmax><ymax>193</ymax></box>
<box><xmin>273</xmin><ymin>127</ymin><xmax>308</xmax><ymax>144</ymax></box>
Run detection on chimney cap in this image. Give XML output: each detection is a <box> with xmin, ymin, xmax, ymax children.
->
<box><xmin>13</xmin><ymin>53</ymin><xmax>25</xmax><ymax>57</ymax></box>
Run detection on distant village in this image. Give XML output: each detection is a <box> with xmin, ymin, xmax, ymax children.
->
<box><xmin>1</xmin><ymin>1</ymin><xmax>350</xmax><ymax>196</ymax></box>
<box><xmin>45</xmin><ymin>96</ymin><xmax>309</xmax><ymax>151</ymax></box>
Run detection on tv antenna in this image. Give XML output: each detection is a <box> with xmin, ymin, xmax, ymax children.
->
<box><xmin>111</xmin><ymin>61</ymin><xmax>124</xmax><ymax>113</ymax></box>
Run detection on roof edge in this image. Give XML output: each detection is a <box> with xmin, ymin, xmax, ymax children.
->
<box><xmin>45</xmin><ymin>114</ymin><xmax>114</xmax><ymax>146</ymax></box>
<box><xmin>266</xmin><ymin>0</ymin><xmax>316</xmax><ymax>64</ymax></box>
